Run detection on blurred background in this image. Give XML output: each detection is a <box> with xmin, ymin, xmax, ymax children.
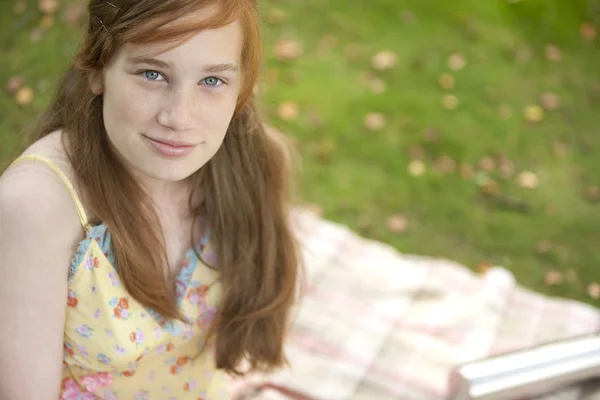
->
<box><xmin>1</xmin><ymin>0</ymin><xmax>599</xmax><ymax>307</ymax></box>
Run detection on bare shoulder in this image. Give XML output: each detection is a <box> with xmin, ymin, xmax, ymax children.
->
<box><xmin>0</xmin><ymin>130</ymin><xmax>83</xmax><ymax>241</ymax></box>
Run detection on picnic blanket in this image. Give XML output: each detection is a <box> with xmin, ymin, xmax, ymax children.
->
<box><xmin>227</xmin><ymin>208</ymin><xmax>600</xmax><ymax>400</ymax></box>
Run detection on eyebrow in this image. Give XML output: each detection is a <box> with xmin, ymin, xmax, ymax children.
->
<box><xmin>127</xmin><ymin>56</ymin><xmax>239</xmax><ymax>74</ymax></box>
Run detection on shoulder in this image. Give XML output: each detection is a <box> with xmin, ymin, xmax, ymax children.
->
<box><xmin>0</xmin><ymin>130</ymin><xmax>83</xmax><ymax>242</ymax></box>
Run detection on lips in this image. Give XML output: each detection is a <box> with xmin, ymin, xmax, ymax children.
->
<box><xmin>143</xmin><ymin>135</ymin><xmax>197</xmax><ymax>158</ymax></box>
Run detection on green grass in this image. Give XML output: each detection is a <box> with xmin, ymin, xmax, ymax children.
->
<box><xmin>1</xmin><ymin>0</ymin><xmax>599</xmax><ymax>305</ymax></box>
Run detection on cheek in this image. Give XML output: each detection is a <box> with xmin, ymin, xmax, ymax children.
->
<box><xmin>104</xmin><ymin>79</ymin><xmax>158</xmax><ymax>131</ymax></box>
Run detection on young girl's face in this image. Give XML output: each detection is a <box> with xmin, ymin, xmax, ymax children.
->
<box><xmin>94</xmin><ymin>6</ymin><xmax>243</xmax><ymax>184</ymax></box>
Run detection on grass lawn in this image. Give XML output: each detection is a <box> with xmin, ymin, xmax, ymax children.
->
<box><xmin>1</xmin><ymin>0</ymin><xmax>599</xmax><ymax>305</ymax></box>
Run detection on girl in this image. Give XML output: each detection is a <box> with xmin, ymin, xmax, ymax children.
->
<box><xmin>0</xmin><ymin>0</ymin><xmax>300</xmax><ymax>398</ymax></box>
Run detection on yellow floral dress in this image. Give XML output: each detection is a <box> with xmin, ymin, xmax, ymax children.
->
<box><xmin>13</xmin><ymin>155</ymin><xmax>229</xmax><ymax>400</ymax></box>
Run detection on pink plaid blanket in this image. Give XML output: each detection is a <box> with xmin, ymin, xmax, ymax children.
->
<box><xmin>227</xmin><ymin>209</ymin><xmax>600</xmax><ymax>400</ymax></box>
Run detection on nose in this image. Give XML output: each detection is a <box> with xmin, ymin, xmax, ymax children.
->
<box><xmin>157</xmin><ymin>88</ymin><xmax>198</xmax><ymax>132</ymax></box>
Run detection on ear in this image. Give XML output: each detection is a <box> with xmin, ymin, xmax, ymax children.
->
<box><xmin>88</xmin><ymin>71</ymin><xmax>104</xmax><ymax>95</ymax></box>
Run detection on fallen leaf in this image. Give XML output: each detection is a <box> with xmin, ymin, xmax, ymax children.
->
<box><xmin>276</xmin><ymin>101</ymin><xmax>299</xmax><ymax>121</ymax></box>
<box><xmin>514</xmin><ymin>46</ymin><xmax>532</xmax><ymax>64</ymax></box>
<box><xmin>13</xmin><ymin>0</ymin><xmax>27</xmax><ymax>14</ymax></box>
<box><xmin>62</xmin><ymin>4</ymin><xmax>86</xmax><ymax>27</ymax></box>
<box><xmin>585</xmin><ymin>186</ymin><xmax>600</xmax><ymax>203</ymax></box>
<box><xmin>386</xmin><ymin>214</ymin><xmax>408</xmax><ymax>233</ymax></box>
<box><xmin>304</xmin><ymin>203</ymin><xmax>324</xmax><ymax>217</ymax></box>
<box><xmin>553</xmin><ymin>140</ymin><xmax>566</xmax><ymax>159</ymax></box>
<box><xmin>566</xmin><ymin>269</ymin><xmax>578</xmax><ymax>283</ymax></box>
<box><xmin>459</xmin><ymin>163</ymin><xmax>474</xmax><ymax>180</ymax></box>
<box><xmin>497</xmin><ymin>105</ymin><xmax>512</xmax><ymax>120</ymax></box>
<box><xmin>368</xmin><ymin>78</ymin><xmax>386</xmax><ymax>94</ymax></box>
<box><xmin>539</xmin><ymin>91</ymin><xmax>561</xmax><ymax>111</ymax></box>
<box><xmin>5</xmin><ymin>76</ymin><xmax>24</xmax><ymax>93</ymax></box>
<box><xmin>517</xmin><ymin>171</ymin><xmax>539</xmax><ymax>189</ymax></box>
<box><xmin>442</xmin><ymin>94</ymin><xmax>459</xmax><ymax>110</ymax></box>
<box><xmin>265</xmin><ymin>68</ymin><xmax>279</xmax><ymax>85</ymax></box>
<box><xmin>434</xmin><ymin>156</ymin><xmax>456</xmax><ymax>174</ymax></box>
<box><xmin>40</xmin><ymin>15</ymin><xmax>54</xmax><ymax>29</ymax></box>
<box><xmin>408</xmin><ymin>145</ymin><xmax>424</xmax><ymax>160</ymax></box>
<box><xmin>447</xmin><ymin>52</ymin><xmax>467</xmax><ymax>71</ymax></box>
<box><xmin>544</xmin><ymin>270</ymin><xmax>563</xmax><ymax>286</ymax></box>
<box><xmin>317</xmin><ymin>35</ymin><xmax>338</xmax><ymax>54</ymax></box>
<box><xmin>274</xmin><ymin>39</ymin><xmax>303</xmax><ymax>61</ymax></box>
<box><xmin>15</xmin><ymin>86</ymin><xmax>34</xmax><ymax>106</ymax></box>
<box><xmin>408</xmin><ymin>160</ymin><xmax>425</xmax><ymax>176</ymax></box>
<box><xmin>372</xmin><ymin>50</ymin><xmax>398</xmax><ymax>71</ymax></box>
<box><xmin>523</xmin><ymin>105</ymin><xmax>544</xmax><ymax>123</ymax></box>
<box><xmin>536</xmin><ymin>239</ymin><xmax>553</xmax><ymax>254</ymax></box>
<box><xmin>498</xmin><ymin>158</ymin><xmax>515</xmax><ymax>179</ymax></box>
<box><xmin>364</xmin><ymin>112</ymin><xmax>386</xmax><ymax>131</ymax></box>
<box><xmin>38</xmin><ymin>0</ymin><xmax>59</xmax><ymax>14</ymax></box>
<box><xmin>477</xmin><ymin>262</ymin><xmax>492</xmax><ymax>274</ymax></box>
<box><xmin>439</xmin><ymin>73</ymin><xmax>455</xmax><ymax>90</ymax></box>
<box><xmin>344</xmin><ymin>43</ymin><xmax>362</xmax><ymax>59</ymax></box>
<box><xmin>29</xmin><ymin>27</ymin><xmax>45</xmax><ymax>42</ymax></box>
<box><xmin>357</xmin><ymin>214</ymin><xmax>371</xmax><ymax>228</ymax></box>
<box><xmin>425</xmin><ymin>128</ymin><xmax>440</xmax><ymax>142</ymax></box>
<box><xmin>482</xmin><ymin>179</ymin><xmax>500</xmax><ymax>195</ymax></box>
<box><xmin>478</xmin><ymin>156</ymin><xmax>496</xmax><ymax>172</ymax></box>
<box><xmin>266</xmin><ymin>8</ymin><xmax>287</xmax><ymax>25</ymax></box>
<box><xmin>587</xmin><ymin>282</ymin><xmax>600</xmax><ymax>299</ymax></box>
<box><xmin>580</xmin><ymin>22</ymin><xmax>597</xmax><ymax>41</ymax></box>
<box><xmin>544</xmin><ymin>44</ymin><xmax>562</xmax><ymax>62</ymax></box>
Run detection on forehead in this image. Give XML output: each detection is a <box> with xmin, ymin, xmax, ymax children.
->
<box><xmin>114</xmin><ymin>6</ymin><xmax>243</xmax><ymax>68</ymax></box>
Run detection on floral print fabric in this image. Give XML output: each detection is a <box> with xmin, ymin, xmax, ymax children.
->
<box><xmin>61</xmin><ymin>223</ymin><xmax>228</xmax><ymax>399</ymax></box>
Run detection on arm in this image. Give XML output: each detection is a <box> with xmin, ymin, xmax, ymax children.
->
<box><xmin>0</xmin><ymin>164</ymin><xmax>84</xmax><ymax>399</ymax></box>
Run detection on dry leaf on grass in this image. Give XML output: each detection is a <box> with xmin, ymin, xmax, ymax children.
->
<box><xmin>587</xmin><ymin>283</ymin><xmax>600</xmax><ymax>299</ymax></box>
<box><xmin>434</xmin><ymin>156</ymin><xmax>456</xmax><ymax>174</ymax></box>
<box><xmin>585</xmin><ymin>186</ymin><xmax>600</xmax><ymax>203</ymax></box>
<box><xmin>15</xmin><ymin>86</ymin><xmax>34</xmax><ymax>106</ymax></box>
<box><xmin>447</xmin><ymin>52</ymin><xmax>467</xmax><ymax>71</ymax></box>
<box><xmin>62</xmin><ymin>4</ymin><xmax>86</xmax><ymax>27</ymax></box>
<box><xmin>580</xmin><ymin>22</ymin><xmax>597</xmax><ymax>41</ymax></box>
<box><xmin>408</xmin><ymin>160</ymin><xmax>425</xmax><ymax>176</ymax></box>
<box><xmin>536</xmin><ymin>240</ymin><xmax>553</xmax><ymax>254</ymax></box>
<box><xmin>30</xmin><ymin>27</ymin><xmax>46</xmax><ymax>42</ymax></box>
<box><xmin>478</xmin><ymin>156</ymin><xmax>496</xmax><ymax>172</ymax></box>
<box><xmin>40</xmin><ymin>15</ymin><xmax>55</xmax><ymax>29</ymax></box>
<box><xmin>372</xmin><ymin>50</ymin><xmax>398</xmax><ymax>71</ymax></box>
<box><xmin>364</xmin><ymin>112</ymin><xmax>386</xmax><ymax>131</ymax></box>
<box><xmin>344</xmin><ymin>43</ymin><xmax>362</xmax><ymax>59</ymax></box>
<box><xmin>539</xmin><ymin>91</ymin><xmax>561</xmax><ymax>111</ymax></box>
<box><xmin>442</xmin><ymin>94</ymin><xmax>459</xmax><ymax>110</ymax></box>
<box><xmin>544</xmin><ymin>44</ymin><xmax>562</xmax><ymax>62</ymax></box>
<box><xmin>439</xmin><ymin>73</ymin><xmax>455</xmax><ymax>90</ymax></box>
<box><xmin>566</xmin><ymin>269</ymin><xmax>578</xmax><ymax>283</ymax></box>
<box><xmin>274</xmin><ymin>39</ymin><xmax>303</xmax><ymax>61</ymax></box>
<box><xmin>459</xmin><ymin>163</ymin><xmax>474</xmax><ymax>180</ymax></box>
<box><xmin>13</xmin><ymin>1</ymin><xmax>27</xmax><ymax>14</ymax></box>
<box><xmin>276</xmin><ymin>101</ymin><xmax>298</xmax><ymax>121</ymax></box>
<box><xmin>266</xmin><ymin>9</ymin><xmax>287</xmax><ymax>25</ymax></box>
<box><xmin>5</xmin><ymin>76</ymin><xmax>24</xmax><ymax>93</ymax></box>
<box><xmin>368</xmin><ymin>78</ymin><xmax>386</xmax><ymax>94</ymax></box>
<box><xmin>386</xmin><ymin>214</ymin><xmax>408</xmax><ymax>233</ymax></box>
<box><xmin>38</xmin><ymin>0</ymin><xmax>59</xmax><ymax>14</ymax></box>
<box><xmin>544</xmin><ymin>270</ymin><xmax>563</xmax><ymax>286</ymax></box>
<box><xmin>498</xmin><ymin>158</ymin><xmax>515</xmax><ymax>179</ymax></box>
<box><xmin>517</xmin><ymin>171</ymin><xmax>539</xmax><ymax>189</ymax></box>
<box><xmin>317</xmin><ymin>35</ymin><xmax>338</xmax><ymax>54</ymax></box>
<box><xmin>523</xmin><ymin>105</ymin><xmax>544</xmax><ymax>123</ymax></box>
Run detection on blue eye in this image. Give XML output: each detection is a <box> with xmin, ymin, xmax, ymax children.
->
<box><xmin>203</xmin><ymin>77</ymin><xmax>222</xmax><ymax>87</ymax></box>
<box><xmin>143</xmin><ymin>70</ymin><xmax>164</xmax><ymax>81</ymax></box>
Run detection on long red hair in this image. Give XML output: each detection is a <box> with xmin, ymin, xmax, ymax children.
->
<box><xmin>14</xmin><ymin>0</ymin><xmax>301</xmax><ymax>375</ymax></box>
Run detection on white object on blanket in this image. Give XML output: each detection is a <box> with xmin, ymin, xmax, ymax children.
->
<box><xmin>449</xmin><ymin>333</ymin><xmax>600</xmax><ymax>400</ymax></box>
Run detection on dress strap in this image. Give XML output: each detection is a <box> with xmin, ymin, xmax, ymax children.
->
<box><xmin>11</xmin><ymin>154</ymin><xmax>90</xmax><ymax>233</ymax></box>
